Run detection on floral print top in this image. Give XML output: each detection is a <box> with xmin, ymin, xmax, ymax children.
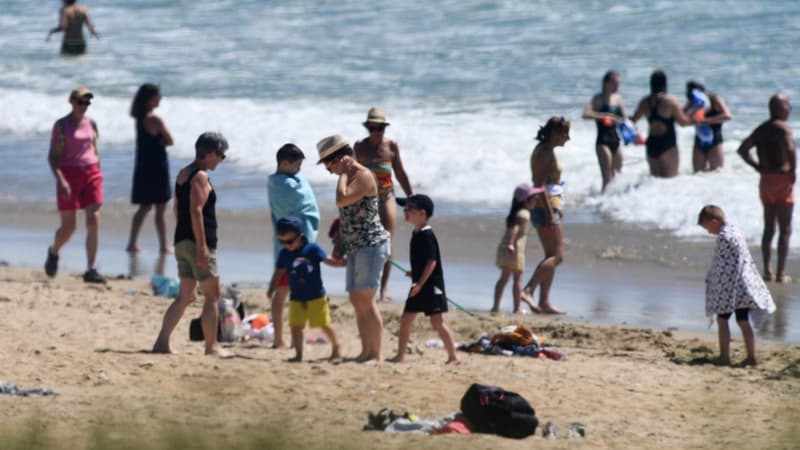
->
<box><xmin>339</xmin><ymin>195</ymin><xmax>389</xmax><ymax>255</ymax></box>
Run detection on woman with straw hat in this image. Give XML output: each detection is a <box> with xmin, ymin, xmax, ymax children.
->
<box><xmin>318</xmin><ymin>134</ymin><xmax>390</xmax><ymax>363</ymax></box>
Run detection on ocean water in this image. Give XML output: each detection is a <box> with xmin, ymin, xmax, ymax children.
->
<box><xmin>1</xmin><ymin>1</ymin><xmax>800</xmax><ymax>342</ymax></box>
<box><xmin>2</xmin><ymin>0</ymin><xmax>799</xmax><ymax>246</ymax></box>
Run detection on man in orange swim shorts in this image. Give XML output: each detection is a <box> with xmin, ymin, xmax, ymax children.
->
<box><xmin>737</xmin><ymin>93</ymin><xmax>796</xmax><ymax>283</ymax></box>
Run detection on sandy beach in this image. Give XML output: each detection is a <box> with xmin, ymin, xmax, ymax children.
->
<box><xmin>1</xmin><ymin>264</ymin><xmax>798</xmax><ymax>449</ymax></box>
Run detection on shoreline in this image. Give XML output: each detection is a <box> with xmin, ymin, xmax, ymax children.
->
<box><xmin>2</xmin><ymin>201</ymin><xmax>798</xmax><ymax>343</ymax></box>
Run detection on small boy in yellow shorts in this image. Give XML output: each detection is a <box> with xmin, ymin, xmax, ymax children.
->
<box><xmin>267</xmin><ymin>216</ymin><xmax>344</xmax><ymax>362</ymax></box>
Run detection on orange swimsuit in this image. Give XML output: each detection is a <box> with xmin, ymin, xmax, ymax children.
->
<box><xmin>759</xmin><ymin>173</ymin><xmax>795</xmax><ymax>206</ymax></box>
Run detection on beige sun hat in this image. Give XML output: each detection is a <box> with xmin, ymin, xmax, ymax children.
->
<box><xmin>363</xmin><ymin>106</ymin><xmax>390</xmax><ymax>127</ymax></box>
<box><xmin>69</xmin><ymin>85</ymin><xmax>93</xmax><ymax>101</ymax></box>
<box><xmin>316</xmin><ymin>134</ymin><xmax>350</xmax><ymax>164</ymax></box>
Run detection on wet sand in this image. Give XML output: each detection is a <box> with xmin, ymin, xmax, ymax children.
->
<box><xmin>2</xmin><ymin>199</ymin><xmax>798</xmax><ymax>343</ymax></box>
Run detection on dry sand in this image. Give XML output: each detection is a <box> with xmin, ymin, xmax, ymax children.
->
<box><xmin>1</xmin><ymin>265</ymin><xmax>798</xmax><ymax>449</ymax></box>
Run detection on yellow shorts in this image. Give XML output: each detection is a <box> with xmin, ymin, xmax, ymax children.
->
<box><xmin>288</xmin><ymin>296</ymin><xmax>331</xmax><ymax>328</ymax></box>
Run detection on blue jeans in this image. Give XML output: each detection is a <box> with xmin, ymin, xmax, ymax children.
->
<box><xmin>346</xmin><ymin>239</ymin><xmax>389</xmax><ymax>292</ymax></box>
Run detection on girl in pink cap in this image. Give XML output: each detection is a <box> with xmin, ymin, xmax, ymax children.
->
<box><xmin>492</xmin><ymin>182</ymin><xmax>543</xmax><ymax>314</ymax></box>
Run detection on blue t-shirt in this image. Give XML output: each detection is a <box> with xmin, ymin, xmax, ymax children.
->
<box><xmin>275</xmin><ymin>241</ymin><xmax>327</xmax><ymax>302</ymax></box>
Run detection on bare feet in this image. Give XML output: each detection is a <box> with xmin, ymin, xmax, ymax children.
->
<box><xmin>520</xmin><ymin>291</ymin><xmax>542</xmax><ymax>313</ymax></box>
<box><xmin>271</xmin><ymin>341</ymin><xmax>286</xmax><ymax>349</ymax></box>
<box><xmin>126</xmin><ymin>244</ymin><xmax>141</xmax><ymax>253</ymax></box>
<box><xmin>386</xmin><ymin>354</ymin><xmax>404</xmax><ymax>363</ymax></box>
<box><xmin>711</xmin><ymin>356</ymin><xmax>731</xmax><ymax>366</ymax></box>
<box><xmin>776</xmin><ymin>274</ymin><xmax>792</xmax><ymax>284</ymax></box>
<box><xmin>763</xmin><ymin>272</ymin><xmax>775</xmax><ymax>282</ymax></box>
<box><xmin>512</xmin><ymin>309</ymin><xmax>528</xmax><ymax>315</ymax></box>
<box><xmin>356</xmin><ymin>353</ymin><xmax>380</xmax><ymax>364</ymax></box>
<box><xmin>738</xmin><ymin>357</ymin><xmax>758</xmax><ymax>367</ymax></box>
<box><xmin>490</xmin><ymin>307</ymin><xmax>500</xmax><ymax>314</ymax></box>
<box><xmin>288</xmin><ymin>355</ymin><xmax>302</xmax><ymax>363</ymax></box>
<box><xmin>160</xmin><ymin>246</ymin><xmax>175</xmax><ymax>255</ymax></box>
<box><xmin>206</xmin><ymin>347</ymin><xmax>234</xmax><ymax>358</ymax></box>
<box><xmin>539</xmin><ymin>304</ymin><xmax>565</xmax><ymax>315</ymax></box>
<box><xmin>445</xmin><ymin>358</ymin><xmax>460</xmax><ymax>365</ymax></box>
<box><xmin>329</xmin><ymin>346</ymin><xmax>342</xmax><ymax>362</ymax></box>
<box><xmin>151</xmin><ymin>343</ymin><xmax>174</xmax><ymax>354</ymax></box>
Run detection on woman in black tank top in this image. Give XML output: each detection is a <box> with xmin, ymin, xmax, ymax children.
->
<box><xmin>152</xmin><ymin>132</ymin><xmax>232</xmax><ymax>358</ymax></box>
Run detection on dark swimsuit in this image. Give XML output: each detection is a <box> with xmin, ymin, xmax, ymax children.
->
<box><xmin>694</xmin><ymin>103</ymin><xmax>723</xmax><ymax>154</ymax></box>
<box><xmin>131</xmin><ymin>121</ymin><xmax>171</xmax><ymax>204</ymax></box>
<box><xmin>596</xmin><ymin>102</ymin><xmax>622</xmax><ymax>152</ymax></box>
<box><xmin>645</xmin><ymin>97</ymin><xmax>677</xmax><ymax>159</ymax></box>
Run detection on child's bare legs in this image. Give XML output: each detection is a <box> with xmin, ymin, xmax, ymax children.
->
<box><xmin>510</xmin><ymin>271</ymin><xmax>525</xmax><ymax>314</ymax></box>
<box><xmin>321</xmin><ymin>325</ymin><xmax>341</xmax><ymax>361</ymax></box>
<box><xmin>271</xmin><ymin>284</ymin><xmax>289</xmax><ymax>348</ymax></box>
<box><xmin>387</xmin><ymin>312</ymin><xmax>416</xmax><ymax>363</ymax></box>
<box><xmin>492</xmin><ymin>269</ymin><xmax>511</xmax><ymax>313</ymax></box>
<box><xmin>430</xmin><ymin>313</ymin><xmax>459</xmax><ymax>364</ymax></box>
<box><xmin>289</xmin><ymin>326</ymin><xmax>303</xmax><ymax>362</ymax></box>
<box><xmin>716</xmin><ymin>316</ymin><xmax>731</xmax><ymax>366</ymax></box>
<box><xmin>737</xmin><ymin>319</ymin><xmax>757</xmax><ymax>366</ymax></box>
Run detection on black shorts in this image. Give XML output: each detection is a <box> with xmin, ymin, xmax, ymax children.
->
<box><xmin>404</xmin><ymin>292</ymin><xmax>448</xmax><ymax>316</ymax></box>
<box><xmin>718</xmin><ymin>308</ymin><xmax>749</xmax><ymax>321</ymax></box>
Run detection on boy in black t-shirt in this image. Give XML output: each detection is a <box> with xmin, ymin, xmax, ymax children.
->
<box><xmin>388</xmin><ymin>195</ymin><xmax>459</xmax><ymax>364</ymax></box>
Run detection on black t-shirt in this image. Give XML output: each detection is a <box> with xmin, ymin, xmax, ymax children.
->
<box><xmin>409</xmin><ymin>226</ymin><xmax>445</xmax><ymax>297</ymax></box>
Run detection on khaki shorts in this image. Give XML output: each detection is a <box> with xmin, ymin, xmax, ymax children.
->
<box><xmin>288</xmin><ymin>296</ymin><xmax>331</xmax><ymax>328</ymax></box>
<box><xmin>175</xmin><ymin>240</ymin><xmax>219</xmax><ymax>281</ymax></box>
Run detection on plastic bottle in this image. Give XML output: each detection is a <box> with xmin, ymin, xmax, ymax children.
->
<box><xmin>618</xmin><ymin>121</ymin><xmax>636</xmax><ymax>145</ymax></box>
<box><xmin>219</xmin><ymin>305</ymin><xmax>242</xmax><ymax>342</ymax></box>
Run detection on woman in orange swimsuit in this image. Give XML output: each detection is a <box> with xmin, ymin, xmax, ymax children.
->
<box><xmin>354</xmin><ymin>107</ymin><xmax>413</xmax><ymax>302</ymax></box>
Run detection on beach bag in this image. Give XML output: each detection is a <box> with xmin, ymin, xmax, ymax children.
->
<box><xmin>188</xmin><ymin>286</ymin><xmax>246</xmax><ymax>342</ymax></box>
<box><xmin>460</xmin><ymin>383</ymin><xmax>538</xmax><ymax>439</ymax></box>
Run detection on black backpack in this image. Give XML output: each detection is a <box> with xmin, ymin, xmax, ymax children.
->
<box><xmin>460</xmin><ymin>383</ymin><xmax>539</xmax><ymax>439</ymax></box>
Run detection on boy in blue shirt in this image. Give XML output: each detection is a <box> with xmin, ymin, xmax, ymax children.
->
<box><xmin>267</xmin><ymin>216</ymin><xmax>343</xmax><ymax>362</ymax></box>
<box><xmin>267</xmin><ymin>143</ymin><xmax>320</xmax><ymax>348</ymax></box>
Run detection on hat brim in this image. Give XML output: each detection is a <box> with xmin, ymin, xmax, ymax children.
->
<box><xmin>363</xmin><ymin>120</ymin><xmax>390</xmax><ymax>127</ymax></box>
<box><xmin>395</xmin><ymin>197</ymin><xmax>408</xmax><ymax>207</ymax></box>
<box><xmin>316</xmin><ymin>141</ymin><xmax>349</xmax><ymax>164</ymax></box>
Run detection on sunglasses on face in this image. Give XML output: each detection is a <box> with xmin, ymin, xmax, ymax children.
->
<box><xmin>367</xmin><ymin>126</ymin><xmax>385</xmax><ymax>133</ymax></box>
<box><xmin>77</xmin><ymin>99</ymin><xmax>91</xmax><ymax>106</ymax></box>
<box><xmin>279</xmin><ymin>234</ymin><xmax>300</xmax><ymax>245</ymax></box>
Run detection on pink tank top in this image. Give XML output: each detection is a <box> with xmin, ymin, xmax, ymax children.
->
<box><xmin>51</xmin><ymin>116</ymin><xmax>98</xmax><ymax>167</ymax></box>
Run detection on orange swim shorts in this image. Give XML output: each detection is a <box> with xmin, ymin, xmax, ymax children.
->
<box><xmin>759</xmin><ymin>173</ymin><xmax>795</xmax><ymax>206</ymax></box>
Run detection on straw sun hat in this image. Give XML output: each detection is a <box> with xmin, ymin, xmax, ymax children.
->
<box><xmin>363</xmin><ymin>106</ymin><xmax>390</xmax><ymax>127</ymax></box>
<box><xmin>316</xmin><ymin>134</ymin><xmax>350</xmax><ymax>164</ymax></box>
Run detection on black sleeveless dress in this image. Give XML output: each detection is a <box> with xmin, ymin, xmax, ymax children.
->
<box><xmin>131</xmin><ymin>121</ymin><xmax>171</xmax><ymax>204</ymax></box>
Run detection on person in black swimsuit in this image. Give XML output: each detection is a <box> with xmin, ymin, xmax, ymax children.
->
<box><xmin>126</xmin><ymin>84</ymin><xmax>175</xmax><ymax>254</ymax></box>
<box><xmin>583</xmin><ymin>70</ymin><xmax>627</xmax><ymax>192</ymax></box>
<box><xmin>630</xmin><ymin>70</ymin><xmax>694</xmax><ymax>178</ymax></box>
<box><xmin>683</xmin><ymin>81</ymin><xmax>732</xmax><ymax>172</ymax></box>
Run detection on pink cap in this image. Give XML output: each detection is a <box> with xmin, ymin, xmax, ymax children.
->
<box><xmin>514</xmin><ymin>182</ymin><xmax>542</xmax><ymax>202</ymax></box>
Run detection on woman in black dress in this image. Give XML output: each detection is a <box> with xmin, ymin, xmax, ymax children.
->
<box><xmin>126</xmin><ymin>83</ymin><xmax>174</xmax><ymax>254</ymax></box>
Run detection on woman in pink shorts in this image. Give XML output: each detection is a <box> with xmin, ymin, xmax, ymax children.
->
<box><xmin>45</xmin><ymin>86</ymin><xmax>105</xmax><ymax>283</ymax></box>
